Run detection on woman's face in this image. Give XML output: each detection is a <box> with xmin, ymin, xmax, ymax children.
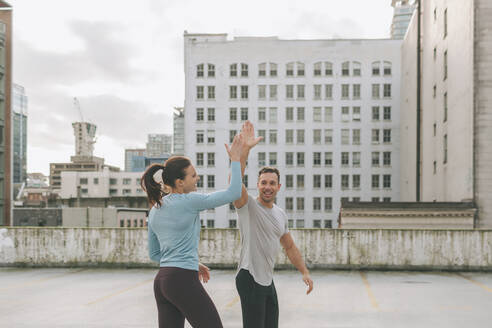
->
<box><xmin>181</xmin><ymin>165</ymin><xmax>200</xmax><ymax>193</ymax></box>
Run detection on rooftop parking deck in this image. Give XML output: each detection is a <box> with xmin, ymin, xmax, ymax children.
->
<box><xmin>1</xmin><ymin>268</ymin><xmax>491</xmax><ymax>327</ymax></box>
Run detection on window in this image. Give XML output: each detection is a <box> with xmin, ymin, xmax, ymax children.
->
<box><xmin>286</xmin><ymin>85</ymin><xmax>294</xmax><ymax>99</ymax></box>
<box><xmin>313</xmin><ymin>152</ymin><xmax>321</xmax><ymax>165</ymax></box>
<box><xmin>342</xmin><ymin>61</ymin><xmax>349</xmax><ymax>76</ymax></box>
<box><xmin>297</xmin><ymin>152</ymin><xmax>305</xmax><ymax>166</ymax></box>
<box><xmin>444</xmin><ymin>8</ymin><xmax>448</xmax><ymax>38</ymax></box>
<box><xmin>383</xmin><ymin>197</ymin><xmax>391</xmax><ymax>203</ymax></box>
<box><xmin>433</xmin><ymin>85</ymin><xmax>437</xmax><ymax>98</ymax></box>
<box><xmin>207</xmin><ymin>175</ymin><xmax>215</xmax><ymax>188</ymax></box>
<box><xmin>122</xmin><ymin>189</ymin><xmax>131</xmax><ymax>195</ymax></box>
<box><xmin>434</xmin><ymin>161</ymin><xmax>437</xmax><ymax>174</ymax></box>
<box><xmin>296</xmin><ymin>197</ymin><xmax>305</xmax><ymax>211</ymax></box>
<box><xmin>314</xmin><ymin>85</ymin><xmax>322</xmax><ymax>99</ymax></box>
<box><xmin>434</xmin><ymin>47</ymin><xmax>437</xmax><ymax>61</ymax></box>
<box><xmin>196</xmin><ymin>108</ymin><xmax>204</xmax><ymax>121</ymax></box>
<box><xmin>342</xmin><ymin>107</ymin><xmax>350</xmax><ymax>122</ymax></box>
<box><xmin>268</xmin><ymin>107</ymin><xmax>277</xmax><ymax>123</ymax></box>
<box><xmin>286</xmin><ymin>107</ymin><xmax>294</xmax><ymax>121</ymax></box>
<box><xmin>324</xmin><ymin>152</ymin><xmax>333</xmax><ymax>166</ymax></box>
<box><xmin>207</xmin><ymin>220</ymin><xmax>215</xmax><ymax>228</ymax></box>
<box><xmin>240</xmin><ymin>107</ymin><xmax>248</xmax><ymax>121</ymax></box>
<box><xmin>313</xmin><ymin>130</ymin><xmax>322</xmax><ymax>144</ymax></box>
<box><xmin>371</xmin><ymin>175</ymin><xmax>379</xmax><ymax>189</ymax></box>
<box><xmin>208</xmin><ymin>64</ymin><xmax>215</xmax><ymax>77</ymax></box>
<box><xmin>325</xmin><ymin>62</ymin><xmax>333</xmax><ymax>76</ymax></box>
<box><xmin>80</xmin><ymin>178</ymin><xmax>88</xmax><ymax>185</ymax></box>
<box><xmin>285</xmin><ymin>129</ymin><xmax>294</xmax><ymax>144</ymax></box>
<box><xmin>258</xmin><ymin>63</ymin><xmax>266</xmax><ymax>76</ymax></box>
<box><xmin>372</xmin><ymin>129</ymin><xmax>380</xmax><ymax>143</ymax></box>
<box><xmin>434</xmin><ymin>123</ymin><xmax>437</xmax><ymax>136</ymax></box>
<box><xmin>341</xmin><ymin>84</ymin><xmax>349</xmax><ymax>99</ymax></box>
<box><xmin>197</xmin><ymin>86</ymin><xmax>204</xmax><ymax>99</ymax></box>
<box><xmin>196</xmin><ymin>153</ymin><xmax>204</xmax><ymax>166</ymax></box>
<box><xmin>230</xmin><ymin>86</ymin><xmax>237</xmax><ymax>99</ymax></box>
<box><xmin>207</xmin><ymin>152</ymin><xmax>215</xmax><ymax>167</ymax></box>
<box><xmin>352</xmin><ymin>152</ymin><xmax>361</xmax><ymax>166</ymax></box>
<box><xmin>372</xmin><ymin>106</ymin><xmax>380</xmax><ymax>121</ymax></box>
<box><xmin>269</xmin><ymin>85</ymin><xmax>278</xmax><ymax>99</ymax></box>
<box><xmin>341</xmin><ymin>152</ymin><xmax>349</xmax><ymax>166</ymax></box>
<box><xmin>324</xmin><ymin>107</ymin><xmax>333</xmax><ymax>122</ymax></box>
<box><xmin>297</xmin><ymin>85</ymin><xmax>305</xmax><ymax>99</ymax></box>
<box><xmin>383</xmin><ymin>175</ymin><xmax>391</xmax><ymax>189</ymax></box>
<box><xmin>324</xmin><ymin>197</ymin><xmax>332</xmax><ymax>211</ymax></box>
<box><xmin>372</xmin><ymin>84</ymin><xmax>380</xmax><ymax>99</ymax></box>
<box><xmin>372</xmin><ymin>61</ymin><xmax>380</xmax><ymax>76</ymax></box>
<box><xmin>352</xmin><ymin>62</ymin><xmax>361</xmax><ymax>76</ymax></box>
<box><xmin>258</xmin><ymin>85</ymin><xmax>266</xmax><ymax>99</ymax></box>
<box><xmin>286</xmin><ymin>62</ymin><xmax>294</xmax><ymax>76</ymax></box>
<box><xmin>285</xmin><ymin>197</ymin><xmax>294</xmax><ymax>211</ymax></box>
<box><xmin>353</xmin><ymin>175</ymin><xmax>360</xmax><ymax>189</ymax></box>
<box><xmin>444</xmin><ymin>134</ymin><xmax>448</xmax><ymax>164</ymax></box>
<box><xmin>325</xmin><ymin>84</ymin><xmax>333</xmax><ymax>99</ymax></box>
<box><xmin>325</xmin><ymin>129</ymin><xmax>333</xmax><ymax>144</ymax></box>
<box><xmin>313</xmin><ymin>107</ymin><xmax>322</xmax><ymax>122</ymax></box>
<box><xmin>313</xmin><ymin>220</ymin><xmax>321</xmax><ymax>228</ymax></box>
<box><xmin>285</xmin><ymin>152</ymin><xmax>294</xmax><ymax>166</ymax></box>
<box><xmin>324</xmin><ymin>175</ymin><xmax>332</xmax><ymax>188</ymax></box>
<box><xmin>341</xmin><ymin>129</ymin><xmax>350</xmax><ymax>145</ymax></box>
<box><xmin>241</xmin><ymin>86</ymin><xmax>249</xmax><ymax>99</ymax></box>
<box><xmin>313</xmin><ymin>175</ymin><xmax>321</xmax><ymax>188</ymax></box>
<box><xmin>324</xmin><ymin>220</ymin><xmax>332</xmax><ymax>228</ymax></box>
<box><xmin>269</xmin><ymin>152</ymin><xmax>277</xmax><ymax>165</ymax></box>
<box><xmin>207</xmin><ymin>108</ymin><xmax>215</xmax><ymax>121</ymax></box>
<box><xmin>258</xmin><ymin>107</ymin><xmax>266</xmax><ymax>121</ymax></box>
<box><xmin>207</xmin><ymin>130</ymin><xmax>215</xmax><ymax>144</ymax></box>
<box><xmin>229</xmin><ymin>220</ymin><xmax>237</xmax><ymax>228</ymax></box>
<box><xmin>341</xmin><ymin>175</ymin><xmax>349</xmax><ymax>190</ymax></box>
<box><xmin>372</xmin><ymin>152</ymin><xmax>380</xmax><ymax>167</ymax></box>
<box><xmin>383</xmin><ymin>61</ymin><xmax>391</xmax><ymax>75</ymax></box>
<box><xmin>297</xmin><ymin>62</ymin><xmax>305</xmax><ymax>76</ymax></box>
<box><xmin>383</xmin><ymin>129</ymin><xmax>391</xmax><ymax>143</ymax></box>
<box><xmin>444</xmin><ymin>92</ymin><xmax>448</xmax><ymax>122</ymax></box>
<box><xmin>296</xmin><ymin>220</ymin><xmax>305</xmax><ymax>228</ymax></box>
<box><xmin>352</xmin><ymin>107</ymin><xmax>361</xmax><ymax>122</ymax></box>
<box><xmin>296</xmin><ymin>175</ymin><xmax>305</xmax><ymax>188</ymax></box>
<box><xmin>372</xmin><ymin>197</ymin><xmax>380</xmax><ymax>202</ymax></box>
<box><xmin>383</xmin><ymin>152</ymin><xmax>391</xmax><ymax>166</ymax></box>
<box><xmin>353</xmin><ymin>84</ymin><xmax>361</xmax><ymax>99</ymax></box>
<box><xmin>297</xmin><ymin>107</ymin><xmax>305</xmax><ymax>121</ymax></box>
<box><xmin>270</xmin><ymin>63</ymin><xmax>278</xmax><ymax>76</ymax></box>
<box><xmin>296</xmin><ymin>129</ymin><xmax>305</xmax><ymax>144</ymax></box>
<box><xmin>258</xmin><ymin>152</ymin><xmax>266</xmax><ymax>166</ymax></box>
<box><xmin>241</xmin><ymin>63</ymin><xmax>248</xmax><ymax>77</ymax></box>
<box><xmin>93</xmin><ymin>178</ymin><xmax>99</xmax><ymax>185</ymax></box>
<box><xmin>229</xmin><ymin>108</ymin><xmax>237</xmax><ymax>121</ymax></box>
<box><xmin>230</xmin><ymin>64</ymin><xmax>237</xmax><ymax>77</ymax></box>
<box><xmin>258</xmin><ymin>130</ymin><xmax>266</xmax><ymax>143</ymax></box>
<box><xmin>313</xmin><ymin>197</ymin><xmax>321</xmax><ymax>211</ymax></box>
<box><xmin>314</xmin><ymin>62</ymin><xmax>322</xmax><ymax>76</ymax></box>
<box><xmin>207</xmin><ymin>86</ymin><xmax>215</xmax><ymax>99</ymax></box>
<box><xmin>286</xmin><ymin>175</ymin><xmax>294</xmax><ymax>188</ymax></box>
<box><xmin>196</xmin><ymin>130</ymin><xmax>204</xmax><ymax>144</ymax></box>
<box><xmin>197</xmin><ymin>64</ymin><xmax>204</xmax><ymax>77</ymax></box>
<box><xmin>352</xmin><ymin>129</ymin><xmax>360</xmax><ymax>145</ymax></box>
<box><xmin>383</xmin><ymin>106</ymin><xmax>391</xmax><ymax>120</ymax></box>
<box><xmin>383</xmin><ymin>84</ymin><xmax>391</xmax><ymax>98</ymax></box>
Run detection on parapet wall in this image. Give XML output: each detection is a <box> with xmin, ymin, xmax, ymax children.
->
<box><xmin>1</xmin><ymin>228</ymin><xmax>491</xmax><ymax>271</ymax></box>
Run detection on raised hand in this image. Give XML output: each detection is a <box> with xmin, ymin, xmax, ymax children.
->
<box><xmin>240</xmin><ymin>120</ymin><xmax>262</xmax><ymax>150</ymax></box>
<box><xmin>225</xmin><ymin>133</ymin><xmax>243</xmax><ymax>162</ymax></box>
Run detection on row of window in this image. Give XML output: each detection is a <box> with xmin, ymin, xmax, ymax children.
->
<box><xmin>196</xmin><ymin>83</ymin><xmax>392</xmax><ymax>100</ymax></box>
<box><xmin>197</xmin><ymin>128</ymin><xmax>392</xmax><ymax>145</ymax></box>
<box><xmin>196</xmin><ymin>61</ymin><xmax>393</xmax><ymax>78</ymax></box>
<box><xmin>80</xmin><ymin>188</ymin><xmax>144</xmax><ymax>195</ymax></box>
<box><xmin>204</xmin><ymin>218</ymin><xmax>335</xmax><ymax>229</ymax></box>
<box><xmin>79</xmin><ymin>178</ymin><xmax>140</xmax><ymax>186</ymax></box>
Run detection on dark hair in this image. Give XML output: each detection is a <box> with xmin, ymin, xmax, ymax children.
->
<box><xmin>140</xmin><ymin>156</ymin><xmax>192</xmax><ymax>207</ymax></box>
<box><xmin>258</xmin><ymin>167</ymin><xmax>281</xmax><ymax>184</ymax></box>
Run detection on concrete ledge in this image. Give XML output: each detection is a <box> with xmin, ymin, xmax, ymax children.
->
<box><xmin>1</xmin><ymin>227</ymin><xmax>492</xmax><ymax>271</ymax></box>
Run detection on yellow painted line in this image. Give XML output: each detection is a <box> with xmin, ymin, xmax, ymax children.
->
<box><xmin>456</xmin><ymin>273</ymin><xmax>492</xmax><ymax>293</ymax></box>
<box><xmin>0</xmin><ymin>269</ymin><xmax>86</xmax><ymax>291</ymax></box>
<box><xmin>86</xmin><ymin>278</ymin><xmax>154</xmax><ymax>306</ymax></box>
<box><xmin>359</xmin><ymin>271</ymin><xmax>380</xmax><ymax>311</ymax></box>
<box><xmin>225</xmin><ymin>296</ymin><xmax>240</xmax><ymax>309</ymax></box>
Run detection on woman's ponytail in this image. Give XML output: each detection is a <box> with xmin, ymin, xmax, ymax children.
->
<box><xmin>141</xmin><ymin>164</ymin><xmax>166</xmax><ymax>207</ymax></box>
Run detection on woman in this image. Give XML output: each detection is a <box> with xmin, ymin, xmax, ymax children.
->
<box><xmin>141</xmin><ymin>134</ymin><xmax>244</xmax><ymax>328</ymax></box>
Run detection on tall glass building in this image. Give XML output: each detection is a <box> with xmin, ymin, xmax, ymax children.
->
<box><xmin>13</xmin><ymin>83</ymin><xmax>27</xmax><ymax>184</ymax></box>
<box><xmin>391</xmin><ymin>0</ymin><xmax>416</xmax><ymax>40</ymax></box>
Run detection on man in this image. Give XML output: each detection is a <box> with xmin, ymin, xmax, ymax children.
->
<box><xmin>234</xmin><ymin>121</ymin><xmax>314</xmax><ymax>328</ymax></box>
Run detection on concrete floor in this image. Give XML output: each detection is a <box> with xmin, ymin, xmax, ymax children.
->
<box><xmin>0</xmin><ymin>268</ymin><xmax>491</xmax><ymax>328</ymax></box>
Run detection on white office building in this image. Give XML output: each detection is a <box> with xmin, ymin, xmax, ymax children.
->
<box><xmin>184</xmin><ymin>33</ymin><xmax>401</xmax><ymax>228</ymax></box>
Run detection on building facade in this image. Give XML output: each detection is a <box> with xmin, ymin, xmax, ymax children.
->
<box><xmin>391</xmin><ymin>0</ymin><xmax>417</xmax><ymax>39</ymax></box>
<box><xmin>0</xmin><ymin>1</ymin><xmax>12</xmax><ymax>226</ymax></box>
<box><xmin>146</xmin><ymin>133</ymin><xmax>172</xmax><ymax>157</ymax></box>
<box><xmin>124</xmin><ymin>148</ymin><xmax>146</xmax><ymax>172</ymax></box>
<box><xmin>173</xmin><ymin>107</ymin><xmax>185</xmax><ymax>155</ymax></box>
<box><xmin>400</xmin><ymin>0</ymin><xmax>492</xmax><ymax>228</ymax></box>
<box><xmin>13</xmin><ymin>84</ymin><xmax>27</xmax><ymax>184</ymax></box>
<box><xmin>184</xmin><ymin>33</ymin><xmax>402</xmax><ymax>228</ymax></box>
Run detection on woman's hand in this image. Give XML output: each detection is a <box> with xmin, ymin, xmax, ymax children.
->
<box><xmin>225</xmin><ymin>134</ymin><xmax>243</xmax><ymax>162</ymax></box>
<box><xmin>240</xmin><ymin>120</ymin><xmax>262</xmax><ymax>150</ymax></box>
<box><xmin>198</xmin><ymin>263</ymin><xmax>210</xmax><ymax>283</ymax></box>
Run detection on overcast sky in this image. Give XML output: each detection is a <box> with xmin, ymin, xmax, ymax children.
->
<box><xmin>10</xmin><ymin>0</ymin><xmax>394</xmax><ymax>175</ymax></box>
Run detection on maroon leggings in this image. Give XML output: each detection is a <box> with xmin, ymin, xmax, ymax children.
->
<box><xmin>153</xmin><ymin>267</ymin><xmax>223</xmax><ymax>328</ymax></box>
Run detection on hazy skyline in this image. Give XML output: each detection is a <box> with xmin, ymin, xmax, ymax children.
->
<box><xmin>11</xmin><ymin>0</ymin><xmax>395</xmax><ymax>175</ymax></box>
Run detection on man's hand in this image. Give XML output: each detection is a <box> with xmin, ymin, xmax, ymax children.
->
<box><xmin>198</xmin><ymin>263</ymin><xmax>210</xmax><ymax>283</ymax></box>
<box><xmin>303</xmin><ymin>272</ymin><xmax>314</xmax><ymax>294</ymax></box>
<box><xmin>240</xmin><ymin>120</ymin><xmax>262</xmax><ymax>150</ymax></box>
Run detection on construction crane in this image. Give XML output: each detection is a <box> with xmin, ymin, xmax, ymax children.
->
<box><xmin>73</xmin><ymin>97</ymin><xmax>84</xmax><ymax>122</ymax></box>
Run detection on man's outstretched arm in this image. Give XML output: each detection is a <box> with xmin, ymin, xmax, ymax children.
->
<box><xmin>280</xmin><ymin>232</ymin><xmax>314</xmax><ymax>294</ymax></box>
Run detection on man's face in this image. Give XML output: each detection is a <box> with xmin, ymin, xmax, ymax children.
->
<box><xmin>257</xmin><ymin>172</ymin><xmax>281</xmax><ymax>204</ymax></box>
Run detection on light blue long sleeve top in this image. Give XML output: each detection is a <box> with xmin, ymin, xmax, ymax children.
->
<box><xmin>147</xmin><ymin>161</ymin><xmax>242</xmax><ymax>271</ymax></box>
